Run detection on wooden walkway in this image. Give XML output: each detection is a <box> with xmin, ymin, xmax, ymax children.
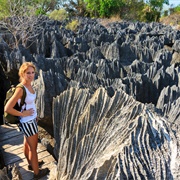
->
<box><xmin>0</xmin><ymin>123</ymin><xmax>56</xmax><ymax>180</ymax></box>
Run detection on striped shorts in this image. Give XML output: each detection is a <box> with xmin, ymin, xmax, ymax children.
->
<box><xmin>19</xmin><ymin>119</ymin><xmax>38</xmax><ymax>137</ymax></box>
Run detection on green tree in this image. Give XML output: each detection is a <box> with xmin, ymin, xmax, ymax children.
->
<box><xmin>84</xmin><ymin>0</ymin><xmax>100</xmax><ymax>17</ymax></box>
<box><xmin>0</xmin><ymin>16</ymin><xmax>47</xmax><ymax>49</ymax></box>
<box><xmin>145</xmin><ymin>0</ymin><xmax>169</xmax><ymax>21</ymax></box>
<box><xmin>99</xmin><ymin>0</ymin><xmax>122</xmax><ymax>17</ymax></box>
<box><xmin>31</xmin><ymin>0</ymin><xmax>58</xmax><ymax>15</ymax></box>
<box><xmin>63</xmin><ymin>0</ymin><xmax>86</xmax><ymax>16</ymax></box>
<box><xmin>174</xmin><ymin>5</ymin><xmax>180</xmax><ymax>13</ymax></box>
<box><xmin>0</xmin><ymin>0</ymin><xmax>59</xmax><ymax>18</ymax></box>
<box><xmin>84</xmin><ymin>0</ymin><xmax>126</xmax><ymax>18</ymax></box>
<box><xmin>146</xmin><ymin>0</ymin><xmax>169</xmax><ymax>11</ymax></box>
<box><xmin>119</xmin><ymin>0</ymin><xmax>145</xmax><ymax>21</ymax></box>
<box><xmin>0</xmin><ymin>0</ymin><xmax>28</xmax><ymax>18</ymax></box>
<box><xmin>0</xmin><ymin>0</ymin><xmax>9</xmax><ymax>18</ymax></box>
<box><xmin>84</xmin><ymin>0</ymin><xmax>145</xmax><ymax>19</ymax></box>
<box><xmin>0</xmin><ymin>0</ymin><xmax>53</xmax><ymax>48</ymax></box>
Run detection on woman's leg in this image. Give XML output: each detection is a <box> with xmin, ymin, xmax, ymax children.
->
<box><xmin>25</xmin><ymin>133</ymin><xmax>39</xmax><ymax>175</ymax></box>
<box><xmin>20</xmin><ymin>119</ymin><xmax>49</xmax><ymax>177</ymax></box>
<box><xmin>23</xmin><ymin>136</ymin><xmax>31</xmax><ymax>165</ymax></box>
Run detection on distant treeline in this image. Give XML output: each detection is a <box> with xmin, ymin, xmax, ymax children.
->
<box><xmin>0</xmin><ymin>0</ymin><xmax>180</xmax><ymax>22</ymax></box>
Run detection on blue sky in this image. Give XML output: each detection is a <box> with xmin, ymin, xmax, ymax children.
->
<box><xmin>163</xmin><ymin>0</ymin><xmax>179</xmax><ymax>10</ymax></box>
<box><xmin>168</xmin><ymin>0</ymin><xmax>180</xmax><ymax>7</ymax></box>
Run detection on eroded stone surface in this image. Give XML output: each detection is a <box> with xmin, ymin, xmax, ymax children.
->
<box><xmin>53</xmin><ymin>87</ymin><xmax>179</xmax><ymax>180</ymax></box>
<box><xmin>0</xmin><ymin>17</ymin><xmax>180</xmax><ymax>179</ymax></box>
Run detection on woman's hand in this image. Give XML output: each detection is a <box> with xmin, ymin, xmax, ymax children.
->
<box><xmin>21</xmin><ymin>108</ymin><xmax>34</xmax><ymax>117</ymax></box>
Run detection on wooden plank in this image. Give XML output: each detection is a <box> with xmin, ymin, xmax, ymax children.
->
<box><xmin>19</xmin><ymin>150</ymin><xmax>55</xmax><ymax>179</ymax></box>
<box><xmin>0</xmin><ymin>135</ymin><xmax>23</xmax><ymax>150</ymax></box>
<box><xmin>2</xmin><ymin>143</ymin><xmax>48</xmax><ymax>165</ymax></box>
<box><xmin>0</xmin><ymin>128</ymin><xmax>18</xmax><ymax>136</ymax></box>
<box><xmin>17</xmin><ymin>170</ymin><xmax>50</xmax><ymax>180</ymax></box>
<box><xmin>2</xmin><ymin>144</ymin><xmax>24</xmax><ymax>153</ymax></box>
<box><xmin>20</xmin><ymin>159</ymin><xmax>55</xmax><ymax>180</ymax></box>
<box><xmin>20</xmin><ymin>169</ymin><xmax>34</xmax><ymax>180</ymax></box>
<box><xmin>0</xmin><ymin>129</ymin><xmax>23</xmax><ymax>141</ymax></box>
<box><xmin>19</xmin><ymin>153</ymin><xmax>55</xmax><ymax>170</ymax></box>
<box><xmin>3</xmin><ymin>153</ymin><xmax>23</xmax><ymax>165</ymax></box>
<box><xmin>0</xmin><ymin>124</ymin><xmax>19</xmax><ymax>134</ymax></box>
<box><xmin>0</xmin><ymin>123</ymin><xmax>56</xmax><ymax>180</ymax></box>
<box><xmin>4</xmin><ymin>142</ymin><xmax>46</xmax><ymax>154</ymax></box>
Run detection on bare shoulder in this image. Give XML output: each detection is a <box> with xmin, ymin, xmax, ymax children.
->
<box><xmin>14</xmin><ymin>87</ymin><xmax>24</xmax><ymax>99</ymax></box>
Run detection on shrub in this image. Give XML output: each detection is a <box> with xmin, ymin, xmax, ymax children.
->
<box><xmin>49</xmin><ymin>9</ymin><xmax>68</xmax><ymax>21</ymax></box>
<box><xmin>174</xmin><ymin>5</ymin><xmax>180</xmax><ymax>13</ymax></box>
<box><xmin>99</xmin><ymin>15</ymin><xmax>122</xmax><ymax>27</ymax></box>
<box><xmin>65</xmin><ymin>20</ymin><xmax>79</xmax><ymax>31</ymax></box>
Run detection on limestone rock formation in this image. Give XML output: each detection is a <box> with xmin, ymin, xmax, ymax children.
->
<box><xmin>0</xmin><ymin>17</ymin><xmax>180</xmax><ymax>179</ymax></box>
<box><xmin>53</xmin><ymin>87</ymin><xmax>179</xmax><ymax>180</ymax></box>
<box><xmin>0</xmin><ymin>167</ymin><xmax>9</xmax><ymax>180</ymax></box>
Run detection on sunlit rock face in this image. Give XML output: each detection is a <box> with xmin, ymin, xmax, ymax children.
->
<box><xmin>53</xmin><ymin>87</ymin><xmax>179</xmax><ymax>180</ymax></box>
<box><xmin>1</xmin><ymin>18</ymin><xmax>179</xmax><ymax>125</ymax></box>
<box><xmin>50</xmin><ymin>20</ymin><xmax>180</xmax><ymax>179</ymax></box>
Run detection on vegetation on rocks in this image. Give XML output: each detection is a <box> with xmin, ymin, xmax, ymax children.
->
<box><xmin>65</xmin><ymin>19</ymin><xmax>79</xmax><ymax>31</ymax></box>
<box><xmin>0</xmin><ymin>0</ymin><xmax>179</xmax><ymax>50</ymax></box>
<box><xmin>0</xmin><ymin>0</ymin><xmax>179</xmax><ymax>22</ymax></box>
<box><xmin>160</xmin><ymin>12</ymin><xmax>180</xmax><ymax>29</ymax></box>
<box><xmin>49</xmin><ymin>9</ymin><xmax>68</xmax><ymax>21</ymax></box>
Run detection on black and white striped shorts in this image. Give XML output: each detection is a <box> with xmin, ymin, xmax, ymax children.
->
<box><xmin>19</xmin><ymin>119</ymin><xmax>38</xmax><ymax>137</ymax></box>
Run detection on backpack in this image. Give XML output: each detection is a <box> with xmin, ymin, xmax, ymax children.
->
<box><xmin>3</xmin><ymin>84</ymin><xmax>26</xmax><ymax>124</ymax></box>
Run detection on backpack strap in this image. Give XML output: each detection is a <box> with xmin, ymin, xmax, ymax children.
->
<box><xmin>16</xmin><ymin>84</ymin><xmax>26</xmax><ymax>108</ymax></box>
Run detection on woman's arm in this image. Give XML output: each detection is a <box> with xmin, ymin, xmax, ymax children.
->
<box><xmin>4</xmin><ymin>87</ymin><xmax>34</xmax><ymax>117</ymax></box>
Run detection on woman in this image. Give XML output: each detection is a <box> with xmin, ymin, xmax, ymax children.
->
<box><xmin>4</xmin><ymin>62</ymin><xmax>49</xmax><ymax>179</ymax></box>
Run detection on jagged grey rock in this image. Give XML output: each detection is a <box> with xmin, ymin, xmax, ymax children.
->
<box><xmin>172</xmin><ymin>52</ymin><xmax>180</xmax><ymax>65</ymax></box>
<box><xmin>156</xmin><ymin>85</ymin><xmax>180</xmax><ymax>123</ymax></box>
<box><xmin>53</xmin><ymin>87</ymin><xmax>180</xmax><ymax>180</ymax></box>
<box><xmin>34</xmin><ymin>68</ymin><xmax>67</xmax><ymax>124</ymax></box>
<box><xmin>0</xmin><ymin>167</ymin><xmax>9</xmax><ymax>180</ymax></box>
<box><xmin>172</xmin><ymin>40</ymin><xmax>180</xmax><ymax>53</ymax></box>
<box><xmin>0</xmin><ymin>16</ymin><xmax>180</xmax><ymax>179</ymax></box>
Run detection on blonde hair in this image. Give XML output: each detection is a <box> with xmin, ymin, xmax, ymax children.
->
<box><xmin>18</xmin><ymin>62</ymin><xmax>36</xmax><ymax>82</ymax></box>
